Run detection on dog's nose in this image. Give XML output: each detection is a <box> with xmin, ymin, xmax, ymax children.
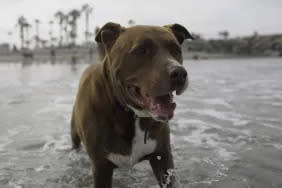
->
<box><xmin>170</xmin><ymin>66</ymin><xmax>187</xmax><ymax>84</ymax></box>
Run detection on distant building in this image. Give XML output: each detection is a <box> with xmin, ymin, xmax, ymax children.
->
<box><xmin>0</xmin><ymin>43</ymin><xmax>10</xmax><ymax>54</ymax></box>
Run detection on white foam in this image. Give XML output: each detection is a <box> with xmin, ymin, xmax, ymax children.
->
<box><xmin>35</xmin><ymin>95</ymin><xmax>73</xmax><ymax>124</ymax></box>
<box><xmin>0</xmin><ymin>139</ymin><xmax>10</xmax><ymax>152</ymax></box>
<box><xmin>8</xmin><ymin>180</ymin><xmax>24</xmax><ymax>188</ymax></box>
<box><xmin>216</xmin><ymin>148</ymin><xmax>238</xmax><ymax>161</ymax></box>
<box><xmin>188</xmin><ymin>179</ymin><xmax>219</xmax><ymax>186</ymax></box>
<box><xmin>176</xmin><ymin>118</ymin><xmax>222</xmax><ymax>129</ymax></box>
<box><xmin>176</xmin><ymin>117</ymin><xmax>240</xmax><ymax>161</ymax></box>
<box><xmin>161</xmin><ymin>169</ymin><xmax>181</xmax><ymax>188</ymax></box>
<box><xmin>216</xmin><ymin>80</ymin><xmax>226</xmax><ymax>84</ymax></box>
<box><xmin>178</xmin><ymin>108</ymin><xmax>249</xmax><ymax>128</ymax></box>
<box><xmin>42</xmin><ymin>134</ymin><xmax>71</xmax><ymax>152</ymax></box>
<box><xmin>233</xmin><ymin>119</ymin><xmax>249</xmax><ymax>126</ymax></box>
<box><xmin>68</xmin><ymin>149</ymin><xmax>88</xmax><ymax>161</ymax></box>
<box><xmin>183</xmin><ymin>128</ymin><xmax>218</xmax><ymax>147</ymax></box>
<box><xmin>272</xmin><ymin>143</ymin><xmax>282</xmax><ymax>150</ymax></box>
<box><xmin>271</xmin><ymin>102</ymin><xmax>282</xmax><ymax>107</ymax></box>
<box><xmin>34</xmin><ymin>165</ymin><xmax>50</xmax><ymax>172</ymax></box>
<box><xmin>262</xmin><ymin>123</ymin><xmax>282</xmax><ymax>131</ymax></box>
<box><xmin>0</xmin><ymin>127</ymin><xmax>22</xmax><ymax>151</ymax></box>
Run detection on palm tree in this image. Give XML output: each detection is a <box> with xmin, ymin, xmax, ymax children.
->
<box><xmin>55</xmin><ymin>11</ymin><xmax>65</xmax><ymax>47</ymax></box>
<box><xmin>23</xmin><ymin>22</ymin><xmax>32</xmax><ymax>48</ymax></box>
<box><xmin>34</xmin><ymin>19</ymin><xmax>40</xmax><ymax>48</ymax></box>
<box><xmin>63</xmin><ymin>15</ymin><xmax>69</xmax><ymax>46</ymax></box>
<box><xmin>81</xmin><ymin>4</ymin><xmax>93</xmax><ymax>43</ymax></box>
<box><xmin>68</xmin><ymin>9</ymin><xmax>81</xmax><ymax>47</ymax></box>
<box><xmin>17</xmin><ymin>16</ymin><xmax>27</xmax><ymax>49</ymax></box>
<box><xmin>49</xmin><ymin>20</ymin><xmax>54</xmax><ymax>46</ymax></box>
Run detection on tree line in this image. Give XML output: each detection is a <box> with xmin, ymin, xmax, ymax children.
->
<box><xmin>15</xmin><ymin>4</ymin><xmax>93</xmax><ymax>50</ymax></box>
<box><xmin>185</xmin><ymin>31</ymin><xmax>282</xmax><ymax>56</ymax></box>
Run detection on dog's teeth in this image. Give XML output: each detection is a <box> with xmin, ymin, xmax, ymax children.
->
<box><xmin>170</xmin><ymin>92</ymin><xmax>174</xmax><ymax>101</ymax></box>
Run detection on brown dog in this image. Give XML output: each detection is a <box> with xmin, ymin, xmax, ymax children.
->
<box><xmin>71</xmin><ymin>22</ymin><xmax>193</xmax><ymax>188</ymax></box>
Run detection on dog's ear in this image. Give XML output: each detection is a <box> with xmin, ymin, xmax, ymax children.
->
<box><xmin>95</xmin><ymin>22</ymin><xmax>124</xmax><ymax>49</ymax></box>
<box><xmin>164</xmin><ymin>24</ymin><xmax>193</xmax><ymax>44</ymax></box>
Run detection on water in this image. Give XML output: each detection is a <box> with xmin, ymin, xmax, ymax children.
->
<box><xmin>0</xmin><ymin>58</ymin><xmax>282</xmax><ymax>188</ymax></box>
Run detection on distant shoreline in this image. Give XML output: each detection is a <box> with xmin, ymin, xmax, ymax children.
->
<box><xmin>182</xmin><ymin>51</ymin><xmax>282</xmax><ymax>60</ymax></box>
<box><xmin>0</xmin><ymin>50</ymin><xmax>280</xmax><ymax>63</ymax></box>
<box><xmin>0</xmin><ymin>49</ymin><xmax>100</xmax><ymax>63</ymax></box>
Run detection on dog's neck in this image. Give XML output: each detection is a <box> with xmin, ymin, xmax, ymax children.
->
<box><xmin>114</xmin><ymin>99</ymin><xmax>150</xmax><ymax>144</ymax></box>
<box><xmin>127</xmin><ymin>105</ymin><xmax>152</xmax><ymax>118</ymax></box>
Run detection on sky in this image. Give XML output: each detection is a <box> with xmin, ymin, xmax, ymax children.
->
<box><xmin>0</xmin><ymin>0</ymin><xmax>281</xmax><ymax>46</ymax></box>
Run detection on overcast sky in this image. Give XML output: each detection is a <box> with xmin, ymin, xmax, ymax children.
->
<box><xmin>0</xmin><ymin>0</ymin><xmax>281</xmax><ymax>46</ymax></box>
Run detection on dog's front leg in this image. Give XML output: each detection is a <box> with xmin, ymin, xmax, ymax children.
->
<box><xmin>92</xmin><ymin>161</ymin><xmax>114</xmax><ymax>188</ymax></box>
<box><xmin>149</xmin><ymin>152</ymin><xmax>179</xmax><ymax>188</ymax></box>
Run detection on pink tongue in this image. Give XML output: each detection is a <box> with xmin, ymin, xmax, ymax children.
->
<box><xmin>155</xmin><ymin>102</ymin><xmax>176</xmax><ymax>119</ymax></box>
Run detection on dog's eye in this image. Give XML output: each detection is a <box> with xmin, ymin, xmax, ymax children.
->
<box><xmin>132</xmin><ymin>46</ymin><xmax>147</xmax><ymax>55</ymax></box>
<box><xmin>168</xmin><ymin>43</ymin><xmax>181</xmax><ymax>57</ymax></box>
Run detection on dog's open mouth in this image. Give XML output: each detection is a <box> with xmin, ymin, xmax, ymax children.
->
<box><xmin>146</xmin><ymin>92</ymin><xmax>176</xmax><ymax>120</ymax></box>
<box><xmin>128</xmin><ymin>86</ymin><xmax>177</xmax><ymax>121</ymax></box>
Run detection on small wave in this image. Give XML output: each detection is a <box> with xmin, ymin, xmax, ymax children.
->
<box><xmin>272</xmin><ymin>143</ymin><xmax>282</xmax><ymax>150</ymax></box>
<box><xmin>21</xmin><ymin>141</ymin><xmax>46</xmax><ymax>151</ymax></box>
<box><xmin>8</xmin><ymin>179</ymin><xmax>24</xmax><ymax>188</ymax></box>
<box><xmin>202</xmin><ymin>98</ymin><xmax>232</xmax><ymax>109</ymax></box>
<box><xmin>0</xmin><ymin>127</ymin><xmax>22</xmax><ymax>152</ymax></box>
<box><xmin>175</xmin><ymin>118</ymin><xmax>241</xmax><ymax>162</ymax></box>
<box><xmin>262</xmin><ymin>123</ymin><xmax>282</xmax><ymax>131</ymax></box>
<box><xmin>35</xmin><ymin>165</ymin><xmax>51</xmax><ymax>172</ymax></box>
<box><xmin>233</xmin><ymin>119</ymin><xmax>249</xmax><ymax>126</ymax></box>
<box><xmin>178</xmin><ymin>108</ymin><xmax>249</xmax><ymax>128</ymax></box>
<box><xmin>216</xmin><ymin>148</ymin><xmax>238</xmax><ymax>161</ymax></box>
<box><xmin>175</xmin><ymin>118</ymin><xmax>221</xmax><ymax>129</ymax></box>
<box><xmin>271</xmin><ymin>102</ymin><xmax>282</xmax><ymax>107</ymax></box>
<box><xmin>175</xmin><ymin>117</ymin><xmax>250</xmax><ymax>145</ymax></box>
<box><xmin>36</xmin><ymin>103</ymin><xmax>72</xmax><ymax>116</ymax></box>
<box><xmin>7</xmin><ymin>99</ymin><xmax>27</xmax><ymax>105</ymax></box>
<box><xmin>53</xmin><ymin>96</ymin><xmax>74</xmax><ymax>106</ymax></box>
<box><xmin>7</xmin><ymin>128</ymin><xmax>20</xmax><ymax>137</ymax></box>
<box><xmin>42</xmin><ymin>134</ymin><xmax>72</xmax><ymax>152</ymax></box>
<box><xmin>34</xmin><ymin>96</ymin><xmax>73</xmax><ymax>125</ymax></box>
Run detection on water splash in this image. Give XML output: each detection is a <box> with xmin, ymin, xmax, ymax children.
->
<box><xmin>162</xmin><ymin>169</ymin><xmax>182</xmax><ymax>188</ymax></box>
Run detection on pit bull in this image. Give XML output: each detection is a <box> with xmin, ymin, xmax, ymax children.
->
<box><xmin>71</xmin><ymin>22</ymin><xmax>193</xmax><ymax>188</ymax></box>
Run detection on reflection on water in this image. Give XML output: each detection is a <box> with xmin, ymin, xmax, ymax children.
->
<box><xmin>0</xmin><ymin>58</ymin><xmax>282</xmax><ymax>188</ymax></box>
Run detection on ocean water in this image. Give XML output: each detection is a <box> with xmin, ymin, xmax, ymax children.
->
<box><xmin>0</xmin><ymin>58</ymin><xmax>281</xmax><ymax>188</ymax></box>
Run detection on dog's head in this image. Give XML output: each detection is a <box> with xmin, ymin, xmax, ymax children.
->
<box><xmin>96</xmin><ymin>22</ymin><xmax>193</xmax><ymax>122</ymax></box>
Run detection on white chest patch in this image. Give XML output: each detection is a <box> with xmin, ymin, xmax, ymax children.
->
<box><xmin>107</xmin><ymin>118</ymin><xmax>157</xmax><ymax>168</ymax></box>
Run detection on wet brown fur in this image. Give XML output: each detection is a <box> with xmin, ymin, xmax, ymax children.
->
<box><xmin>71</xmin><ymin>22</ymin><xmax>192</xmax><ymax>188</ymax></box>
